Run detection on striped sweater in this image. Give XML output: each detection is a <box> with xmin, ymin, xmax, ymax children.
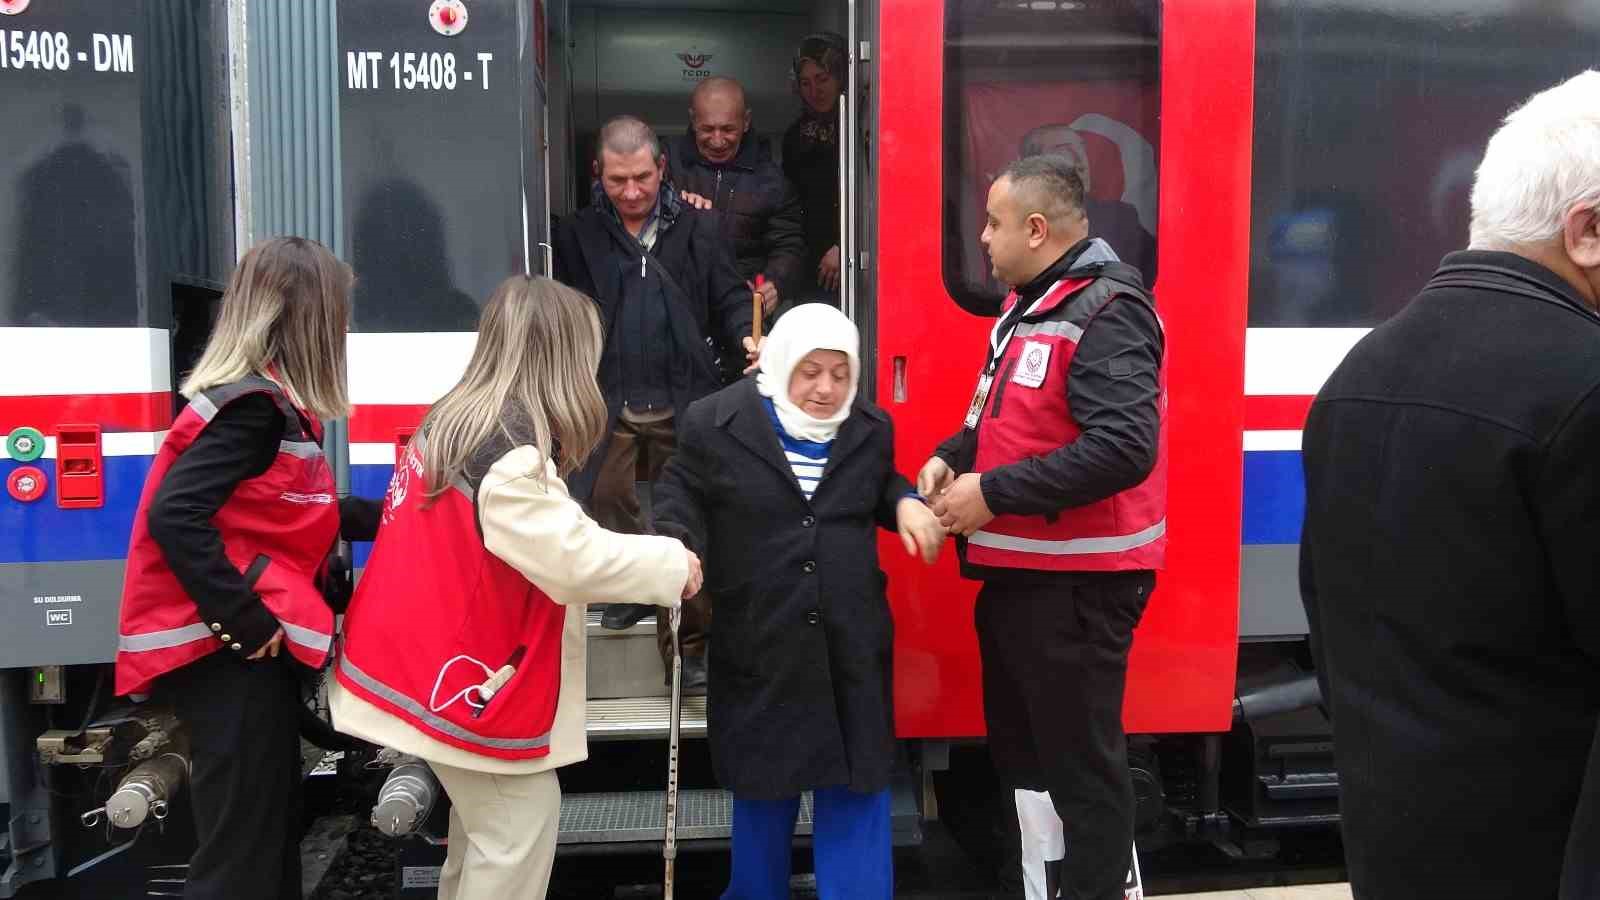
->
<box><xmin>763</xmin><ymin>397</ymin><xmax>832</xmax><ymax>500</ymax></box>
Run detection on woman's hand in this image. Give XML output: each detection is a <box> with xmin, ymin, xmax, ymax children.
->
<box><xmin>897</xmin><ymin>497</ymin><xmax>946</xmax><ymax>565</ymax></box>
<box><xmin>246</xmin><ymin>628</ymin><xmax>285</xmax><ymax>660</ymax></box>
<box><xmin>819</xmin><ymin>245</ymin><xmax>842</xmax><ymax>291</ymax></box>
<box><xmin>917</xmin><ymin>456</ymin><xmax>954</xmax><ymax>498</ymax></box>
<box><xmin>681</xmin><ymin>548</ymin><xmax>704</xmax><ymax>600</ymax></box>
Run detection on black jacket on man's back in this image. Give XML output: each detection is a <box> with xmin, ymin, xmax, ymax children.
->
<box><xmin>1301</xmin><ymin>250</ymin><xmax>1600</xmax><ymax>900</ymax></box>
<box><xmin>668</xmin><ymin>132</ymin><xmax>805</xmax><ymax>301</ymax></box>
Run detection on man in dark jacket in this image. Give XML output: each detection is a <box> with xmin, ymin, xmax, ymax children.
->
<box><xmin>1300</xmin><ymin>71</ymin><xmax>1600</xmax><ymax>900</ymax></box>
<box><xmin>669</xmin><ymin>77</ymin><xmax>805</xmax><ymax>328</ymax></box>
<box><xmin>919</xmin><ymin>155</ymin><xmax>1164</xmax><ymax>900</ymax></box>
<box><xmin>552</xmin><ymin>115</ymin><xmax>756</xmax><ymax>691</ymax></box>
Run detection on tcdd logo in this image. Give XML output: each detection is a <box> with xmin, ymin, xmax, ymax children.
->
<box><xmin>677</xmin><ymin>50</ymin><xmax>714</xmax><ymax>80</ymax></box>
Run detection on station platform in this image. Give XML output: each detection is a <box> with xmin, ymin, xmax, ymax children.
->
<box><xmin>1160</xmin><ymin>885</ymin><xmax>1352</xmax><ymax>899</ymax></box>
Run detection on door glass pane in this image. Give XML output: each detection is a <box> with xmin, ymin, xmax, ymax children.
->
<box><xmin>943</xmin><ymin>0</ymin><xmax>1161</xmax><ymax>314</ymax></box>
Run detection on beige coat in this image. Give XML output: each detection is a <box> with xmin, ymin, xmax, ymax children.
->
<box><xmin>331</xmin><ymin>445</ymin><xmax>686</xmax><ymax>774</ymax></box>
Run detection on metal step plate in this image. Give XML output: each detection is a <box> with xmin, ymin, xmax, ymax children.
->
<box><xmin>587</xmin><ymin>606</ymin><xmax>671</xmax><ymax>699</ymax></box>
<box><xmin>558</xmin><ymin>789</ymin><xmax>814</xmax><ymax>844</ymax></box>
<box><xmin>587</xmin><ymin>695</ymin><xmax>707</xmax><ymax>740</ymax></box>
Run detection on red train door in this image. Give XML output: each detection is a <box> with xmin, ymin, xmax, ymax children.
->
<box><xmin>875</xmin><ymin>0</ymin><xmax>1255</xmax><ymax>737</ymax></box>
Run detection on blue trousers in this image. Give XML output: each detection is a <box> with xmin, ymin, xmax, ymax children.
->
<box><xmin>722</xmin><ymin>786</ymin><xmax>893</xmax><ymax>900</ymax></box>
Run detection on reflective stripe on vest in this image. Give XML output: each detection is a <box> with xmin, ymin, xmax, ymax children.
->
<box><xmin>1013</xmin><ymin>319</ymin><xmax>1084</xmax><ymax>342</ymax></box>
<box><xmin>118</xmin><ymin>623</ymin><xmax>215</xmax><ymax>652</ymax></box>
<box><xmin>970</xmin><ymin>518</ymin><xmax>1166</xmax><ymax>556</ymax></box>
<box><xmin>282</xmin><ymin>620</ymin><xmax>333</xmax><ymax>654</ymax></box>
<box><xmin>336</xmin><ymin>649</ymin><xmax>551</xmax><ymax>753</ymax></box>
<box><xmin>118</xmin><ymin>616</ymin><xmax>333</xmax><ymax>655</ymax></box>
<box><xmin>279</xmin><ymin>439</ymin><xmax>324</xmax><ymax>459</ymax></box>
<box><xmin>189</xmin><ymin>392</ymin><xmax>220</xmax><ymax>422</ymax></box>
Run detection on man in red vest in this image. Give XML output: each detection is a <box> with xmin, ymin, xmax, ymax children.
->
<box><xmin>919</xmin><ymin>154</ymin><xmax>1166</xmax><ymax>900</ymax></box>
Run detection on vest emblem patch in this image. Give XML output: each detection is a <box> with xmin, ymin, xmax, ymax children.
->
<box><xmin>1012</xmin><ymin>341</ymin><xmax>1052</xmax><ymax>388</ymax></box>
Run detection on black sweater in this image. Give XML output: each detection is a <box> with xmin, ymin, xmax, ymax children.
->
<box><xmin>147</xmin><ymin>394</ymin><xmax>380</xmax><ymax>656</ymax></box>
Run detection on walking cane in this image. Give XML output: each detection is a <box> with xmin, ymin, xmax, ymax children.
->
<box><xmin>663</xmin><ymin>603</ymin><xmax>683</xmax><ymax>899</ymax></box>
<box><xmin>752</xmin><ymin>275</ymin><xmax>766</xmax><ymax>343</ymax></box>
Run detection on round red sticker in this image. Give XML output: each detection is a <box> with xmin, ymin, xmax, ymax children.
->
<box><xmin>0</xmin><ymin>0</ymin><xmax>32</xmax><ymax>17</ymax></box>
<box><xmin>8</xmin><ymin>466</ymin><xmax>47</xmax><ymax>502</ymax></box>
<box><xmin>429</xmin><ymin>0</ymin><xmax>467</xmax><ymax>36</ymax></box>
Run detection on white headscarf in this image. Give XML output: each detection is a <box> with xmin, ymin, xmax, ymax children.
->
<box><xmin>755</xmin><ymin>303</ymin><xmax>860</xmax><ymax>444</ymax></box>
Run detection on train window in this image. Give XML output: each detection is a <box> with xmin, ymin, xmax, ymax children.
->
<box><xmin>942</xmin><ymin>0</ymin><xmax>1161</xmax><ymax>315</ymax></box>
<box><xmin>1248</xmin><ymin>3</ymin><xmax>1600</xmax><ymax>326</ymax></box>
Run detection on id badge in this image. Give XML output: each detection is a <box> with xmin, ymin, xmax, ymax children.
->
<box><xmin>963</xmin><ymin>372</ymin><xmax>994</xmax><ymax>429</ymax></box>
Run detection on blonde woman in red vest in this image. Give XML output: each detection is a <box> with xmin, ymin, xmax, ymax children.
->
<box><xmin>117</xmin><ymin>236</ymin><xmax>381</xmax><ymax>900</ymax></box>
<box><xmin>330</xmin><ymin>275</ymin><xmax>700</xmax><ymax>899</ymax></box>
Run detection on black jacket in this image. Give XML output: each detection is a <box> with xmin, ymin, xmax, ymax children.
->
<box><xmin>668</xmin><ymin>132</ymin><xmax>805</xmax><ymax>302</ymax></box>
<box><xmin>652</xmin><ymin>378</ymin><xmax>912</xmax><ymax>799</ymax></box>
<box><xmin>782</xmin><ymin>110</ymin><xmax>841</xmax><ymax>301</ymax></box>
<box><xmin>553</xmin><ymin>185</ymin><xmax>754</xmax><ymax>407</ymax></box>
<box><xmin>935</xmin><ymin>239</ymin><xmax>1162</xmax><ymax>583</ymax></box>
<box><xmin>1300</xmin><ymin>251</ymin><xmax>1600</xmax><ymax>900</ymax></box>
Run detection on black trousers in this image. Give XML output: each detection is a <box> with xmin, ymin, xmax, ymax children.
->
<box><xmin>975</xmin><ymin>572</ymin><xmax>1154</xmax><ymax>900</ymax></box>
<box><xmin>158</xmin><ymin>651</ymin><xmax>304</xmax><ymax>900</ymax></box>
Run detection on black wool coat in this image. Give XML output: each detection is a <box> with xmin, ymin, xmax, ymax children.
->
<box><xmin>652</xmin><ymin>378</ymin><xmax>914</xmax><ymax>800</ymax></box>
<box><xmin>1301</xmin><ymin>250</ymin><xmax>1600</xmax><ymax>900</ymax></box>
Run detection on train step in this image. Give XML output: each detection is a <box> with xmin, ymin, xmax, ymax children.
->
<box><xmin>558</xmin><ymin>789</ymin><xmax>815</xmax><ymax>845</ymax></box>
<box><xmin>586</xmin><ymin>695</ymin><xmax>707</xmax><ymax>741</ymax></box>
<box><xmin>586</xmin><ymin>606</ymin><xmax>672</xmax><ymax>700</ymax></box>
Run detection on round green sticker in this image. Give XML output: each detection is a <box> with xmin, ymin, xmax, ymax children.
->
<box><xmin>6</xmin><ymin>427</ymin><xmax>46</xmax><ymax>463</ymax></box>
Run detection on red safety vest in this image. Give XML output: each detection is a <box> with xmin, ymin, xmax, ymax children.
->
<box><xmin>968</xmin><ymin>274</ymin><xmax>1167</xmax><ymax>572</ymax></box>
<box><xmin>116</xmin><ymin>377</ymin><xmax>339</xmax><ymax>696</ymax></box>
<box><xmin>334</xmin><ymin>433</ymin><xmax>564</xmax><ymax>761</ymax></box>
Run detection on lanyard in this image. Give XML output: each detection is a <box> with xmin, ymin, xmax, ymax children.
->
<box><xmin>966</xmin><ymin>279</ymin><xmax>1060</xmax><ymax>430</ymax></box>
<box><xmin>984</xmin><ymin>280</ymin><xmax>1061</xmax><ymax>375</ymax></box>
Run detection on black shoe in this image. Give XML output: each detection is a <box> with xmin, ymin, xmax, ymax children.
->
<box><xmin>600</xmin><ymin>602</ymin><xmax>652</xmax><ymax>630</ymax></box>
<box><xmin>677</xmin><ymin>655</ymin><xmax>708</xmax><ymax>696</ymax></box>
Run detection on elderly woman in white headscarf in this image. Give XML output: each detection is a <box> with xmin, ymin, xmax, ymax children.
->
<box><xmin>653</xmin><ymin>303</ymin><xmax>943</xmax><ymax>899</ymax></box>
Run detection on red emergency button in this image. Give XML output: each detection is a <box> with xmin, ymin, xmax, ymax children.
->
<box><xmin>8</xmin><ymin>466</ymin><xmax>47</xmax><ymax>503</ymax></box>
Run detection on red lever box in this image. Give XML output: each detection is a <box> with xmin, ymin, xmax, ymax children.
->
<box><xmin>54</xmin><ymin>425</ymin><xmax>103</xmax><ymax>509</ymax></box>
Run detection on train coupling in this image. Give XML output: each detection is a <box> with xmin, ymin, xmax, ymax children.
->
<box><xmin>81</xmin><ymin>750</ymin><xmax>190</xmax><ymax>829</ymax></box>
<box><xmin>372</xmin><ymin>756</ymin><xmax>441</xmax><ymax>837</ymax></box>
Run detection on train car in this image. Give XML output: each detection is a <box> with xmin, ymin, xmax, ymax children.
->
<box><xmin>3</xmin><ymin>0</ymin><xmax>1599</xmax><ymax>895</ymax></box>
